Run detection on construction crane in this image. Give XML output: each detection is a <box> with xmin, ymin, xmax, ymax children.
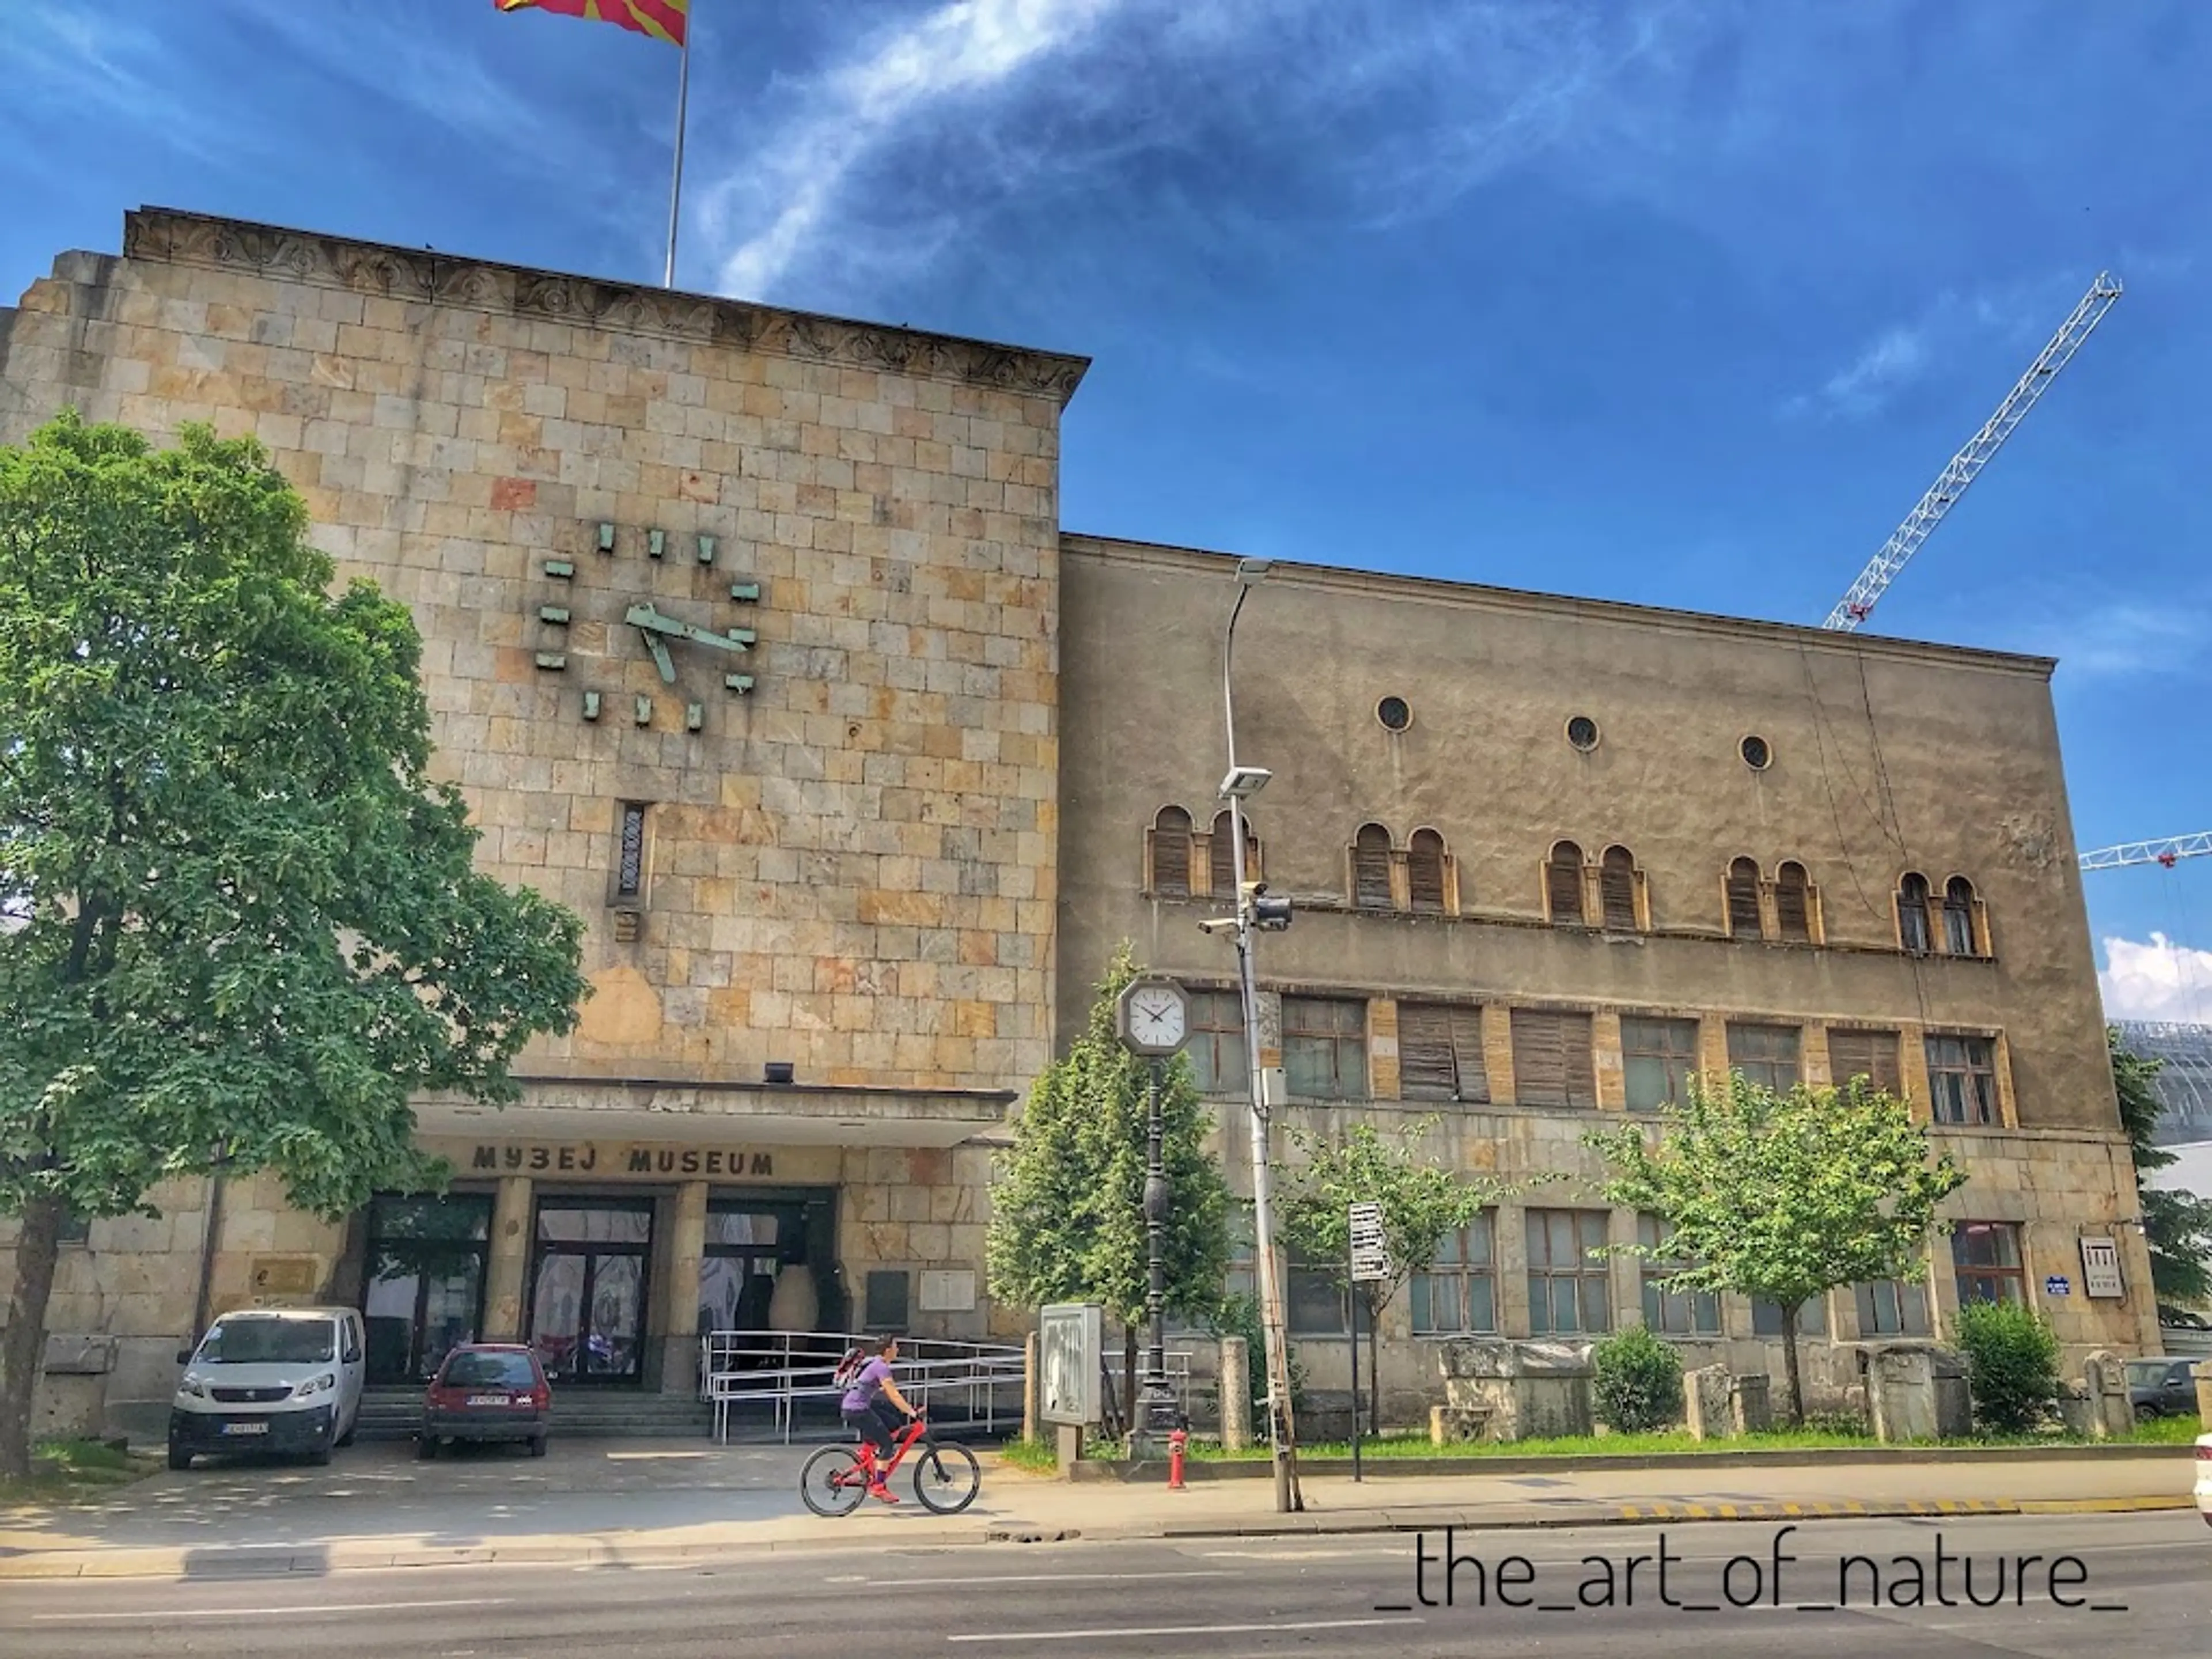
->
<box><xmin>1822</xmin><ymin>270</ymin><xmax>2123</xmax><ymax>632</ymax></box>
<box><xmin>2079</xmin><ymin>833</ymin><xmax>2212</xmax><ymax>873</ymax></box>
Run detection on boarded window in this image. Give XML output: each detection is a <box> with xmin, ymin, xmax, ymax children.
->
<box><xmin>1600</xmin><ymin>846</ymin><xmax>1639</xmax><ymax>931</ymax></box>
<box><xmin>1408</xmin><ymin>829</ymin><xmax>1448</xmax><ymax>915</ymax></box>
<box><xmin>1509</xmin><ymin>1009</ymin><xmax>1597</xmax><ymax>1108</ymax></box>
<box><xmin>1547</xmin><ymin>841</ymin><xmax>1585</xmax><ymax>925</ymax></box>
<box><xmin>1827</xmin><ymin>1028</ymin><xmax>1902</xmax><ymax>1095</ymax></box>
<box><xmin>1353</xmin><ymin>823</ymin><xmax>1395</xmax><ymax>911</ymax></box>
<box><xmin>1397</xmin><ymin>1003</ymin><xmax>1489</xmax><ymax>1103</ymax></box>
<box><xmin>1944</xmin><ymin>877</ymin><xmax>1979</xmax><ymax>956</ymax></box>
<box><xmin>1775</xmin><ymin>861</ymin><xmax>1813</xmax><ymax>943</ymax></box>
<box><xmin>1210</xmin><ymin>809</ymin><xmax>1257</xmax><ymax>895</ymax></box>
<box><xmin>1150</xmin><ymin>806</ymin><xmax>1192</xmax><ymax>898</ymax></box>
<box><xmin>1725</xmin><ymin>857</ymin><xmax>1763</xmax><ymax>939</ymax></box>
<box><xmin>1897</xmin><ymin>873</ymin><xmax>1933</xmax><ymax>955</ymax></box>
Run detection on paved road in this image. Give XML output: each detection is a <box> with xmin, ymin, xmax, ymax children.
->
<box><xmin>2</xmin><ymin>1510</ymin><xmax>2203</xmax><ymax>1656</ymax></box>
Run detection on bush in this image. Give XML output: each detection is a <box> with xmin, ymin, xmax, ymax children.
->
<box><xmin>1954</xmin><ymin>1298</ymin><xmax>2061</xmax><ymax>1435</ymax></box>
<box><xmin>1592</xmin><ymin>1326</ymin><xmax>1685</xmax><ymax>1434</ymax></box>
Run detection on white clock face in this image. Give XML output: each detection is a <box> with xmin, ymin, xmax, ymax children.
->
<box><xmin>1127</xmin><ymin>984</ymin><xmax>1187</xmax><ymax>1050</ymax></box>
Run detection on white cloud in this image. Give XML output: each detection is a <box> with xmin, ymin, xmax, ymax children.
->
<box><xmin>2101</xmin><ymin>933</ymin><xmax>2212</xmax><ymax>1024</ymax></box>
<box><xmin>2035</xmin><ymin>601</ymin><xmax>2212</xmax><ymax>680</ymax></box>
<box><xmin>702</xmin><ymin>0</ymin><xmax>1123</xmax><ymax>302</ymax></box>
<box><xmin>2</xmin><ymin>4</ymin><xmax>238</xmax><ymax>161</ymax></box>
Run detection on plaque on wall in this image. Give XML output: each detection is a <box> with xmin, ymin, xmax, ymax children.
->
<box><xmin>248</xmin><ymin>1256</ymin><xmax>321</xmax><ymax>1298</ymax></box>
<box><xmin>918</xmin><ymin>1270</ymin><xmax>976</xmax><ymax>1313</ymax></box>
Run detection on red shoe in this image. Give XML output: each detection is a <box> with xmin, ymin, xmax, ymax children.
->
<box><xmin>868</xmin><ymin>1480</ymin><xmax>900</xmax><ymax>1505</ymax></box>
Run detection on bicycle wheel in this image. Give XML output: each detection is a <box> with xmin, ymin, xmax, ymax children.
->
<box><xmin>800</xmin><ymin>1445</ymin><xmax>868</xmax><ymax>1518</ymax></box>
<box><xmin>911</xmin><ymin>1438</ymin><xmax>981</xmax><ymax>1515</ymax></box>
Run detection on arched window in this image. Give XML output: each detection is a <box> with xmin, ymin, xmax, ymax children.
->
<box><xmin>1210</xmin><ymin>809</ymin><xmax>1258</xmax><ymax>896</ymax></box>
<box><xmin>1725</xmin><ymin>857</ymin><xmax>1763</xmax><ymax>940</ymax></box>
<box><xmin>1775</xmin><ymin>861</ymin><xmax>1814</xmax><ymax>944</ymax></box>
<box><xmin>1353</xmin><ymin>823</ymin><xmax>1395</xmax><ymax>912</ymax></box>
<box><xmin>1149</xmin><ymin>806</ymin><xmax>1192</xmax><ymax>898</ymax></box>
<box><xmin>1547</xmin><ymin>840</ymin><xmax>1585</xmax><ymax>925</ymax></box>
<box><xmin>1600</xmin><ymin>845</ymin><xmax>1641</xmax><ymax>932</ymax></box>
<box><xmin>1897</xmin><ymin>873</ymin><xmax>1933</xmax><ymax>956</ymax></box>
<box><xmin>1944</xmin><ymin>876</ymin><xmax>1980</xmax><ymax>956</ymax></box>
<box><xmin>1408</xmin><ymin>829</ymin><xmax>1449</xmax><ymax>915</ymax></box>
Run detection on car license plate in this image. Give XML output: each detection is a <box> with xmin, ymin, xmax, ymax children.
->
<box><xmin>465</xmin><ymin>1395</ymin><xmax>512</xmax><ymax>1407</ymax></box>
<box><xmin>221</xmin><ymin>1421</ymin><xmax>268</xmax><ymax>1436</ymax></box>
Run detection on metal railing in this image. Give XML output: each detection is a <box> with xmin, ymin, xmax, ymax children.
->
<box><xmin>698</xmin><ymin>1329</ymin><xmax>1025</xmax><ymax>1445</ymax></box>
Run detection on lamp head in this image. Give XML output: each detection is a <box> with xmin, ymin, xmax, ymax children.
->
<box><xmin>1219</xmin><ymin>764</ymin><xmax>1272</xmax><ymax>801</ymax></box>
<box><xmin>1234</xmin><ymin>558</ymin><xmax>1272</xmax><ymax>586</ymax></box>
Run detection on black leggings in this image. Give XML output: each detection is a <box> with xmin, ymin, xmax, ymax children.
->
<box><xmin>844</xmin><ymin>1400</ymin><xmax>901</xmax><ymax>1459</ymax></box>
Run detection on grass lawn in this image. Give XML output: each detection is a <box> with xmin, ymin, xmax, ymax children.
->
<box><xmin>0</xmin><ymin>1438</ymin><xmax>162</xmax><ymax>1508</ymax></box>
<box><xmin>992</xmin><ymin>1412</ymin><xmax>2202</xmax><ymax>1470</ymax></box>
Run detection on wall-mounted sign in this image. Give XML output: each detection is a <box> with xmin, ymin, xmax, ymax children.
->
<box><xmin>1349</xmin><ymin>1201</ymin><xmax>1392</xmax><ymax>1283</ymax></box>
<box><xmin>2043</xmin><ymin>1275</ymin><xmax>2071</xmax><ymax>1298</ymax></box>
<box><xmin>918</xmin><ymin>1270</ymin><xmax>978</xmax><ymax>1313</ymax></box>
<box><xmin>466</xmin><ymin>1142</ymin><xmax>774</xmax><ymax>1179</ymax></box>
<box><xmin>2079</xmin><ymin>1236</ymin><xmax>2124</xmax><ymax>1299</ymax></box>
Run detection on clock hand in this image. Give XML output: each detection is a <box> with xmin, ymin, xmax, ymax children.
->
<box><xmin>623</xmin><ymin>602</ymin><xmax>757</xmax><ymax>654</ymax></box>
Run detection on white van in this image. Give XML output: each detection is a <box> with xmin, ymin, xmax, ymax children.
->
<box><xmin>168</xmin><ymin>1306</ymin><xmax>366</xmax><ymax>1470</ymax></box>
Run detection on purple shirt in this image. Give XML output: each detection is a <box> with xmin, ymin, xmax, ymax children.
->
<box><xmin>842</xmin><ymin>1358</ymin><xmax>892</xmax><ymax>1412</ymax></box>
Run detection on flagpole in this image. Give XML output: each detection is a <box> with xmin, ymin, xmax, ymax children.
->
<box><xmin>663</xmin><ymin>23</ymin><xmax>692</xmax><ymax>288</ymax></box>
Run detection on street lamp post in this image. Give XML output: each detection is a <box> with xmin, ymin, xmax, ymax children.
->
<box><xmin>1218</xmin><ymin>556</ymin><xmax>1304</xmax><ymax>1514</ymax></box>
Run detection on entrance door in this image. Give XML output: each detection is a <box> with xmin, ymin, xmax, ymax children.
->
<box><xmin>528</xmin><ymin>1201</ymin><xmax>653</xmax><ymax>1384</ymax></box>
<box><xmin>361</xmin><ymin>1194</ymin><xmax>491</xmax><ymax>1385</ymax></box>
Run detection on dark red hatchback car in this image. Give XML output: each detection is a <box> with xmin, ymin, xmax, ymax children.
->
<box><xmin>418</xmin><ymin>1343</ymin><xmax>552</xmax><ymax>1459</ymax></box>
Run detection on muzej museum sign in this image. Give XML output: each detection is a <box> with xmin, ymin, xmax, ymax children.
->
<box><xmin>434</xmin><ymin>1140</ymin><xmax>778</xmax><ymax>1180</ymax></box>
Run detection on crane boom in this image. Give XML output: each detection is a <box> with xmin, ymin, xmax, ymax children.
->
<box><xmin>2078</xmin><ymin>832</ymin><xmax>2212</xmax><ymax>872</ymax></box>
<box><xmin>1822</xmin><ymin>270</ymin><xmax>2123</xmax><ymax>632</ymax></box>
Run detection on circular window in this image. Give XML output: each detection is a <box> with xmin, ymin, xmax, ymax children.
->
<box><xmin>1566</xmin><ymin>715</ymin><xmax>1600</xmax><ymax>753</ymax></box>
<box><xmin>1377</xmin><ymin>696</ymin><xmax>1412</xmax><ymax>733</ymax></box>
<box><xmin>1741</xmin><ymin>734</ymin><xmax>1772</xmax><ymax>771</ymax></box>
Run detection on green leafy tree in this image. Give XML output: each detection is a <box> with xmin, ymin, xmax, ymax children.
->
<box><xmin>0</xmin><ymin>413</ymin><xmax>588</xmax><ymax>1478</ymax></box>
<box><xmin>1277</xmin><ymin>1117</ymin><xmax>1525</xmax><ymax>1435</ymax></box>
<box><xmin>985</xmin><ymin>944</ymin><xmax>1232</xmax><ymax>1431</ymax></box>
<box><xmin>1953</xmin><ymin>1298</ymin><xmax>2061</xmax><ymax>1435</ymax></box>
<box><xmin>2108</xmin><ymin>1027</ymin><xmax>2212</xmax><ymax>1306</ymax></box>
<box><xmin>1585</xmin><ymin>1072</ymin><xmax>1968</xmax><ymax>1427</ymax></box>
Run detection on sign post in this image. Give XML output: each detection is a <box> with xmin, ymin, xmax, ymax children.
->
<box><xmin>1347</xmin><ymin>1201</ymin><xmax>1390</xmax><ymax>1483</ymax></box>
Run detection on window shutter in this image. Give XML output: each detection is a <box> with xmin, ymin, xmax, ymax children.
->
<box><xmin>1353</xmin><ymin>826</ymin><xmax>1394</xmax><ymax>911</ymax></box>
<box><xmin>1210</xmin><ymin>811</ymin><xmax>1253</xmax><ymax>895</ymax></box>
<box><xmin>1725</xmin><ymin>860</ymin><xmax>1762</xmax><ymax>938</ymax></box>
<box><xmin>1600</xmin><ymin>851</ymin><xmax>1638</xmax><ymax>931</ymax></box>
<box><xmin>1775</xmin><ymin>865</ymin><xmax>1812</xmax><ymax>942</ymax></box>
<box><xmin>1512</xmin><ymin>1009</ymin><xmax>1590</xmax><ymax>1107</ymax></box>
<box><xmin>1547</xmin><ymin>844</ymin><xmax>1584</xmax><ymax>924</ymax></box>
<box><xmin>1828</xmin><ymin>1029</ymin><xmax>1900</xmax><ymax>1094</ymax></box>
<box><xmin>1400</xmin><ymin>1005</ymin><xmax>1488</xmax><ymax>1102</ymax></box>
<box><xmin>1152</xmin><ymin>810</ymin><xmax>1191</xmax><ymax>897</ymax></box>
<box><xmin>1408</xmin><ymin>832</ymin><xmax>1448</xmax><ymax>915</ymax></box>
<box><xmin>1450</xmin><ymin>1006</ymin><xmax>1490</xmax><ymax>1104</ymax></box>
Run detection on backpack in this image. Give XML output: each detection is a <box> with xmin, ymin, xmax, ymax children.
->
<box><xmin>832</xmin><ymin>1346</ymin><xmax>870</xmax><ymax>1388</ymax></box>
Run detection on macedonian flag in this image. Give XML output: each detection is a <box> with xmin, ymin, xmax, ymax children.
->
<box><xmin>493</xmin><ymin>0</ymin><xmax>688</xmax><ymax>48</ymax></box>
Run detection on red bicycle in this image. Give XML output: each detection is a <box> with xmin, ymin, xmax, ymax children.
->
<box><xmin>799</xmin><ymin>1412</ymin><xmax>981</xmax><ymax>1517</ymax></box>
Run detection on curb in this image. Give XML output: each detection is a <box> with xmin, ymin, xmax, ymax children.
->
<box><xmin>1071</xmin><ymin>1443</ymin><xmax>2194</xmax><ymax>1482</ymax></box>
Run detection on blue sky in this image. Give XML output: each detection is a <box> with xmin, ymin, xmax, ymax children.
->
<box><xmin>6</xmin><ymin>0</ymin><xmax>2212</xmax><ymax>1018</ymax></box>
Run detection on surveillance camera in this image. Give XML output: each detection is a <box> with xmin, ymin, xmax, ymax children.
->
<box><xmin>1196</xmin><ymin>916</ymin><xmax>1238</xmax><ymax>935</ymax></box>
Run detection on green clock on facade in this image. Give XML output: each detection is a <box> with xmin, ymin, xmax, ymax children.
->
<box><xmin>531</xmin><ymin>522</ymin><xmax>762</xmax><ymax>732</ymax></box>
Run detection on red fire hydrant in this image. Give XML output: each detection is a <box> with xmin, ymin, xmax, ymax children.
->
<box><xmin>1167</xmin><ymin>1428</ymin><xmax>1188</xmax><ymax>1491</ymax></box>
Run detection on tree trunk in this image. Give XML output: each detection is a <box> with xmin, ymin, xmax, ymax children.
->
<box><xmin>1779</xmin><ymin>1306</ymin><xmax>1806</xmax><ymax>1429</ymax></box>
<box><xmin>0</xmin><ymin>1194</ymin><xmax>67</xmax><ymax>1480</ymax></box>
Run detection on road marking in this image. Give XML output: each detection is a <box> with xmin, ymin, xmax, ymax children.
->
<box><xmin>866</xmin><ymin>1570</ymin><xmax>1232</xmax><ymax>1588</ymax></box>
<box><xmin>947</xmin><ymin>1616</ymin><xmax>1424</xmax><ymax>1643</ymax></box>
<box><xmin>34</xmin><ymin>1599</ymin><xmax>512</xmax><ymax>1623</ymax></box>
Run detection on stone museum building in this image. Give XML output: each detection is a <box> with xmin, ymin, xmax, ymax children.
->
<box><xmin>0</xmin><ymin>209</ymin><xmax>2163</xmax><ymax>1438</ymax></box>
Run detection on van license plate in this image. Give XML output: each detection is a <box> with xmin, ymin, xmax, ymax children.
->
<box><xmin>466</xmin><ymin>1395</ymin><xmax>512</xmax><ymax>1407</ymax></box>
<box><xmin>221</xmin><ymin>1421</ymin><xmax>268</xmax><ymax>1435</ymax></box>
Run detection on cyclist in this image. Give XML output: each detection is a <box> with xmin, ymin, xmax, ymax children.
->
<box><xmin>838</xmin><ymin>1334</ymin><xmax>919</xmax><ymax>1504</ymax></box>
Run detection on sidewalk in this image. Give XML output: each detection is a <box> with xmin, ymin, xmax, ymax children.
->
<box><xmin>0</xmin><ymin>1442</ymin><xmax>2196</xmax><ymax>1580</ymax></box>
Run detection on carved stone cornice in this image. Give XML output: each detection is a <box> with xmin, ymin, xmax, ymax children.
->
<box><xmin>122</xmin><ymin>207</ymin><xmax>1090</xmax><ymax>405</ymax></box>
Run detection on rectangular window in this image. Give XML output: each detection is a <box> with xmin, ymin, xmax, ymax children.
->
<box><xmin>1751</xmin><ymin>1297</ymin><xmax>1828</xmax><ymax>1338</ymax></box>
<box><xmin>1827</xmin><ymin>1028</ymin><xmax>1902</xmax><ymax>1096</ymax></box>
<box><xmin>1282</xmin><ymin>996</ymin><xmax>1367</xmax><ymax>1101</ymax></box>
<box><xmin>1951</xmin><ymin>1221</ymin><xmax>2024</xmax><ymax>1306</ymax></box>
<box><xmin>1526</xmin><ymin>1208</ymin><xmax>1613</xmax><ymax>1335</ymax></box>
<box><xmin>1926</xmin><ymin>1033</ymin><xmax>1999</xmax><ymax>1126</ymax></box>
<box><xmin>1510</xmin><ymin>1009</ymin><xmax>1598</xmax><ymax>1109</ymax></box>
<box><xmin>1622</xmin><ymin>1017</ymin><xmax>1699</xmax><ymax>1112</ymax></box>
<box><xmin>1187</xmin><ymin>990</ymin><xmax>1249</xmax><ymax>1097</ymax></box>
<box><xmin>616</xmin><ymin>801</ymin><xmax>649</xmax><ymax>899</ymax></box>
<box><xmin>1411</xmin><ymin>1215</ymin><xmax>1497</xmax><ymax>1335</ymax></box>
<box><xmin>1726</xmin><ymin>1022</ymin><xmax>1801</xmax><ymax>1092</ymax></box>
<box><xmin>1637</xmin><ymin>1214</ymin><xmax>1721</xmax><ymax>1336</ymax></box>
<box><xmin>1854</xmin><ymin>1279</ymin><xmax>1931</xmax><ymax>1338</ymax></box>
<box><xmin>1397</xmin><ymin>1003</ymin><xmax>1490</xmax><ymax>1103</ymax></box>
<box><xmin>1288</xmin><ymin>1261</ymin><xmax>1349</xmax><ymax>1335</ymax></box>
<box><xmin>56</xmin><ymin>1209</ymin><xmax>90</xmax><ymax>1247</ymax></box>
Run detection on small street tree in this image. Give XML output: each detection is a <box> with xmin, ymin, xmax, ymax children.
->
<box><xmin>1585</xmin><ymin>1072</ymin><xmax>1967</xmax><ymax>1427</ymax></box>
<box><xmin>985</xmin><ymin>944</ymin><xmax>1232</xmax><ymax>1433</ymax></box>
<box><xmin>0</xmin><ymin>414</ymin><xmax>589</xmax><ymax>1478</ymax></box>
<box><xmin>1277</xmin><ymin>1117</ymin><xmax>1527</xmax><ymax>1435</ymax></box>
<box><xmin>2110</xmin><ymin>1027</ymin><xmax>2212</xmax><ymax>1306</ymax></box>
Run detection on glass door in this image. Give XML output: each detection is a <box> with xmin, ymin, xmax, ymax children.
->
<box><xmin>528</xmin><ymin>1201</ymin><xmax>653</xmax><ymax>1385</ymax></box>
<box><xmin>361</xmin><ymin>1194</ymin><xmax>491</xmax><ymax>1385</ymax></box>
